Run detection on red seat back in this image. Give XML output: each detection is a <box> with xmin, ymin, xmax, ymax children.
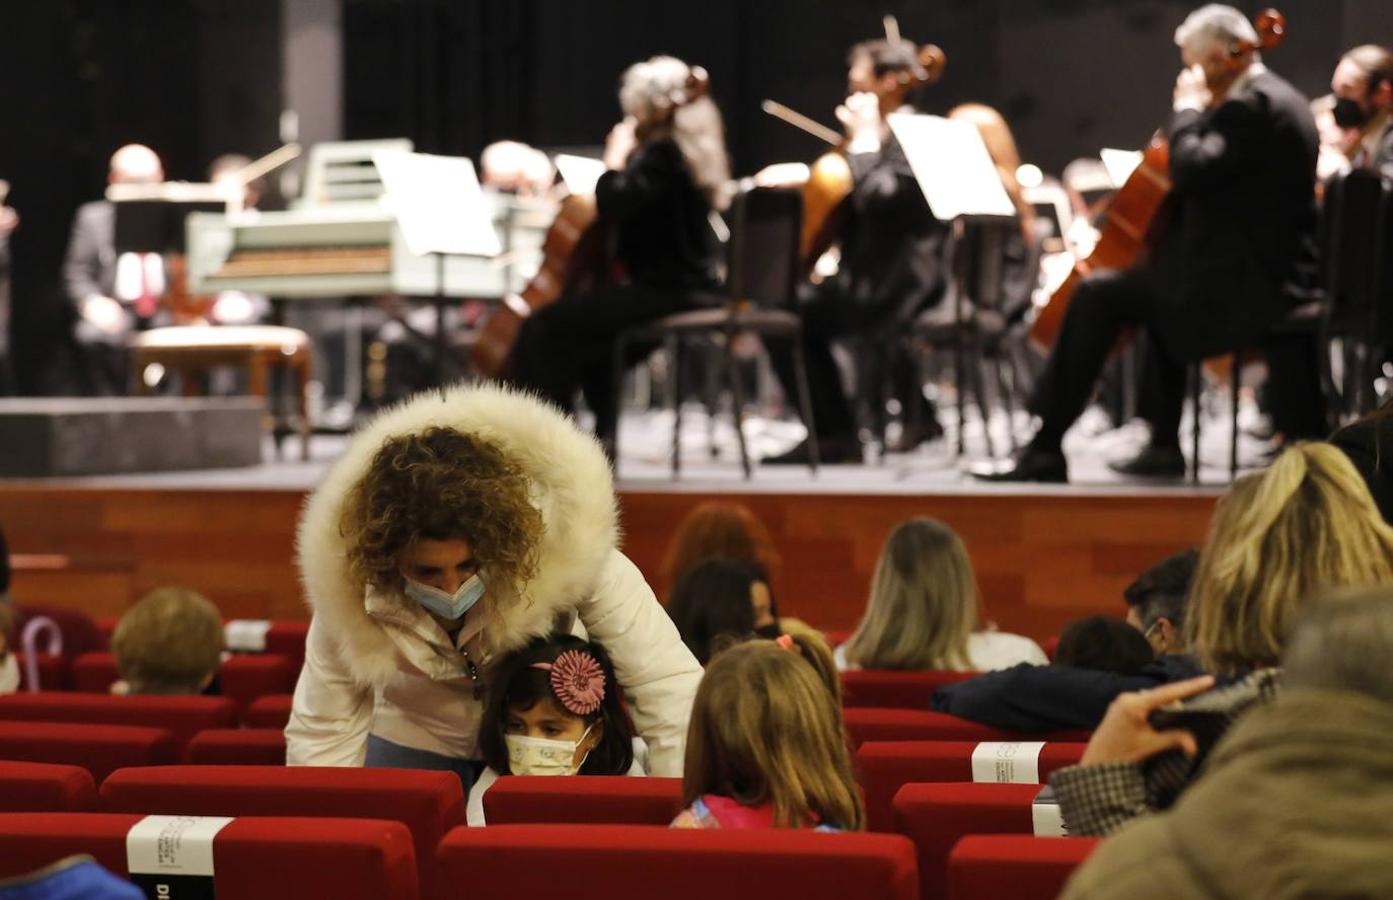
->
<box><xmin>892</xmin><ymin>782</ymin><xmax>1044</xmax><ymax>900</ymax></box>
<box><xmin>0</xmin><ymin>692</ymin><xmax>239</xmax><ymax>746</ymax></box>
<box><xmin>187</xmin><ymin>729</ymin><xmax>286</xmax><ymax>766</ymax></box>
<box><xmin>483</xmin><ymin>776</ymin><xmax>684</xmax><ymax>825</ymax></box>
<box><xmin>948</xmin><ymin>835</ymin><xmax>1100</xmax><ymax>900</ymax></box>
<box><xmin>14</xmin><ymin>652</ymin><xmax>70</xmax><ymax>691</ymax></box>
<box><xmin>0</xmin><ymin>721</ymin><xmax>179</xmax><ymax>783</ymax></box>
<box><xmin>858</xmin><ymin>741</ymin><xmax>1087</xmax><ymax>832</ymax></box>
<box><xmin>844</xmin><ymin>708</ymin><xmax>1090</xmax><ymax>749</ymax></box>
<box><xmin>220</xmin><ymin>655</ymin><xmax>299</xmax><ymax>707</ymax></box>
<box><xmin>241</xmin><ymin>693</ymin><xmax>292</xmax><ymax>728</ymax></box>
<box><xmin>101</xmin><ymin>765</ymin><xmax>462</xmax><ymax>900</ymax></box>
<box><xmin>437</xmin><ymin>824</ymin><xmax>919</xmax><ymax>900</ymax></box>
<box><xmin>840</xmin><ymin>670</ymin><xmax>979</xmax><ymax>708</ymax></box>
<box><xmin>0</xmin><ymin>813</ymin><xmax>418</xmax><ymax>900</ymax></box>
<box><xmin>71</xmin><ymin>652</ymin><xmax>121</xmax><ymax>692</ymax></box>
<box><xmin>0</xmin><ymin>760</ymin><xmax>98</xmax><ymax>812</ymax></box>
<box><xmin>265</xmin><ymin>621</ymin><xmax>310</xmax><ymax>667</ymax></box>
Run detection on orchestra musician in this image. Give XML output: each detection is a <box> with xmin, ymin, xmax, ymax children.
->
<box><xmin>762</xmin><ymin>38</ymin><xmax>952</xmax><ymax>464</ymax></box>
<box><xmin>1328</xmin><ymin>44</ymin><xmax>1393</xmax><ymax>178</ymax></box>
<box><xmin>982</xmin><ymin>4</ymin><xmax>1319</xmax><ymax>483</ymax></box>
<box><xmin>505</xmin><ymin>55</ymin><xmax>730</xmax><ymax>446</ymax></box>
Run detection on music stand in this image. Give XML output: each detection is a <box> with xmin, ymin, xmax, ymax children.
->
<box><xmin>108</xmin><ymin>182</ymin><xmax>229</xmax><ymax>255</ymax></box>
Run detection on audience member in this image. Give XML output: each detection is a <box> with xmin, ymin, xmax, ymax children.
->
<box><xmin>1050</xmin><ymin>443</ymin><xmax>1393</xmax><ymax>837</ymax></box>
<box><xmin>662</xmin><ymin>501</ymin><xmax>781</xmax><ymax>619</ymax></box>
<box><xmin>836</xmin><ymin>518</ymin><xmax>1046</xmax><ymax>672</ymax></box>
<box><xmin>672</xmin><ymin>641</ymin><xmax>863</xmax><ymax>831</ymax></box>
<box><xmin>774</xmin><ymin>621</ymin><xmax>842</xmax><ymax>705</ymax></box>
<box><xmin>666</xmin><ymin>559</ymin><xmax>761</xmax><ymax>664</ymax></box>
<box><xmin>111</xmin><ymin>587</ymin><xmax>223</xmax><ymax>695</ymax></box>
<box><xmin>0</xmin><ymin>600</ymin><xmax>15</xmax><ymax>694</ymax></box>
<box><xmin>469</xmin><ymin>635</ymin><xmax>642</xmax><ymax>825</ymax></box>
<box><xmin>1054</xmin><ymin>616</ymin><xmax>1154</xmax><ymax>675</ymax></box>
<box><xmin>1061</xmin><ymin>588</ymin><xmax>1393</xmax><ymax>899</ymax></box>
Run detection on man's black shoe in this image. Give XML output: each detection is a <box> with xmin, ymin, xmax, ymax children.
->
<box><xmin>887</xmin><ymin>417</ymin><xmax>946</xmax><ymax>454</ymax></box>
<box><xmin>972</xmin><ymin>446</ymin><xmax>1068</xmax><ymax>483</ymax></box>
<box><xmin>1108</xmin><ymin>444</ymin><xmax>1187</xmax><ymax>479</ymax></box>
<box><xmin>764</xmin><ymin>433</ymin><xmax>862</xmax><ymax>465</ymax></box>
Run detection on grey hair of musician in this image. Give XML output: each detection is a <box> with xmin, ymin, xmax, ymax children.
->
<box><xmin>1173</xmin><ymin>4</ymin><xmax>1259</xmax><ymax>58</ymax></box>
<box><xmin>619</xmin><ymin>55</ymin><xmax>732</xmax><ymax>211</ymax></box>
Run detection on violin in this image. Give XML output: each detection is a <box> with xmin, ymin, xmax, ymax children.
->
<box><xmin>1029</xmin><ymin>9</ymin><xmax>1286</xmax><ymax>350</ymax></box>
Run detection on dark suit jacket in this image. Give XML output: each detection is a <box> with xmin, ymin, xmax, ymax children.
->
<box><xmin>1331</xmin><ymin>413</ymin><xmax>1393</xmax><ymax>523</ymax></box>
<box><xmin>1152</xmin><ymin>68</ymin><xmax>1318</xmax><ymax>360</ymax></box>
<box><xmin>62</xmin><ymin>200</ymin><xmax>117</xmax><ymax>312</ymax></box>
<box><xmin>1369</xmin><ymin>120</ymin><xmax>1393</xmax><ymax>181</ymax></box>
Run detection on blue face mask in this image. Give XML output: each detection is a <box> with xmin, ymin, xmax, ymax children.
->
<box><xmin>404</xmin><ymin>572</ymin><xmax>486</xmax><ymax>621</ymax></box>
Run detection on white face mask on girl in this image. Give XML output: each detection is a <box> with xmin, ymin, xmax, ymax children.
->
<box><xmin>505</xmin><ymin>724</ymin><xmax>594</xmax><ymax>776</ymax></box>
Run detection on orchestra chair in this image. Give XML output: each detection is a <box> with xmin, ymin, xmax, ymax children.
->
<box><xmin>948</xmin><ymin>835</ymin><xmax>1100</xmax><ymax>900</ymax></box>
<box><xmin>130</xmin><ymin>324</ymin><xmax>313</xmax><ymax>460</ymax></box>
<box><xmin>1319</xmin><ymin>168</ymin><xmax>1388</xmax><ymax>418</ymax></box>
<box><xmin>0</xmin><ymin>813</ymin><xmax>418</xmax><ymax>900</ymax></box>
<box><xmin>843</xmin><ymin>707</ymin><xmax>1090</xmax><ymax>750</ymax></box>
<box><xmin>0</xmin><ymin>721</ymin><xmax>179</xmax><ymax>783</ymax></box>
<box><xmin>0</xmin><ymin>692</ymin><xmax>239</xmax><ymax>748</ymax></box>
<box><xmin>241</xmin><ymin>694</ymin><xmax>293</xmax><ymax>729</ymax></box>
<box><xmin>437</xmin><ymin>825</ymin><xmax>919</xmax><ymax>900</ymax></box>
<box><xmin>610</xmin><ymin>186</ymin><xmax>819</xmax><ymax>479</ymax></box>
<box><xmin>187</xmin><ymin>729</ymin><xmax>286</xmax><ymax>766</ymax></box>
<box><xmin>483</xmin><ymin>775</ymin><xmax>684</xmax><ymax>826</ymax></box>
<box><xmin>0</xmin><ymin>761</ymin><xmax>98</xmax><ymax>812</ymax></box>
<box><xmin>840</xmin><ymin>670</ymin><xmax>979</xmax><ymax>709</ymax></box>
<box><xmin>857</xmin><ymin>741</ymin><xmax>1087</xmax><ymax>833</ymax></box>
<box><xmin>101</xmin><ymin>765</ymin><xmax>463</xmax><ymax>900</ymax></box>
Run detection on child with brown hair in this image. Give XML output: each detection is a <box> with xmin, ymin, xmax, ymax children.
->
<box><xmin>671</xmin><ymin>640</ymin><xmax>863</xmax><ymax>831</ymax></box>
<box><xmin>111</xmin><ymin>588</ymin><xmax>224</xmax><ymax>695</ymax></box>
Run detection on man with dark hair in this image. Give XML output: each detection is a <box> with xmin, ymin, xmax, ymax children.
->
<box><xmin>1330</xmin><ymin>44</ymin><xmax>1393</xmax><ymax>178</ymax></box>
<box><xmin>760</xmin><ymin>38</ymin><xmax>950</xmax><ymax>462</ymax></box>
<box><xmin>930</xmin><ymin>548</ymin><xmax>1203</xmax><ymax>731</ymax></box>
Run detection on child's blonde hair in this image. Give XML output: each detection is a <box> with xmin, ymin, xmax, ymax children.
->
<box><xmin>776</xmin><ymin>620</ymin><xmax>842</xmax><ymax>705</ymax></box>
<box><xmin>683</xmin><ymin>641</ymin><xmax>864</xmax><ymax>830</ymax></box>
<box><xmin>112</xmin><ymin>588</ymin><xmax>223</xmax><ymax>695</ymax></box>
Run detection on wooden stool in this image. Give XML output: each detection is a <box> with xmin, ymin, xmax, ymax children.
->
<box><xmin>131</xmin><ymin>326</ymin><xmax>313</xmax><ymax>460</ymax></box>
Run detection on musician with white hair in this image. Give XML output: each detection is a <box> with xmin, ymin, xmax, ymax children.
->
<box><xmin>983</xmin><ymin>4</ymin><xmax>1320</xmax><ymax>483</ymax></box>
<box><xmin>506</xmin><ymin>55</ymin><xmax>731</xmax><ymax>449</ymax></box>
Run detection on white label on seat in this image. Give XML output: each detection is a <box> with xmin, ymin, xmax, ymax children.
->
<box><xmin>1032</xmin><ymin>786</ymin><xmax>1068</xmax><ymax>837</ymax></box>
<box><xmin>127</xmin><ymin>815</ymin><xmax>233</xmax><ymax>877</ymax></box>
<box><xmin>971</xmin><ymin>741</ymin><xmax>1046</xmax><ymax>784</ymax></box>
<box><xmin>224</xmin><ymin>619</ymin><xmax>272</xmax><ymax>653</ymax></box>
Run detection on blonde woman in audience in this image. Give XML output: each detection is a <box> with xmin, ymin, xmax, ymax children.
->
<box><xmin>1051</xmin><ymin>443</ymin><xmax>1393</xmax><ymax>837</ymax></box>
<box><xmin>672</xmin><ymin>641</ymin><xmax>864</xmax><ymax>831</ymax></box>
<box><xmin>111</xmin><ymin>587</ymin><xmax>223</xmax><ymax>695</ymax></box>
<box><xmin>836</xmin><ymin>518</ymin><xmax>1046</xmax><ymax>672</ymax></box>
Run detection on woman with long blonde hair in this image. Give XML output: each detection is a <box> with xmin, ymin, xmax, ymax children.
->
<box><xmin>837</xmin><ymin>517</ymin><xmax>1046</xmax><ymax>672</ymax></box>
<box><xmin>508</xmin><ymin>55</ymin><xmax>731</xmax><ymax>446</ymax></box>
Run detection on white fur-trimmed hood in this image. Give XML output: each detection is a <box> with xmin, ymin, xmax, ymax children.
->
<box><xmin>296</xmin><ymin>384</ymin><xmax>619</xmax><ymax>687</ymax></box>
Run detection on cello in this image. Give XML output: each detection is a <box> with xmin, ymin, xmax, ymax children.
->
<box><xmin>1029</xmin><ymin>8</ymin><xmax>1287</xmax><ymax>350</ymax></box>
<box><xmin>471</xmin><ymin>68</ymin><xmax>712</xmax><ymax>380</ymax></box>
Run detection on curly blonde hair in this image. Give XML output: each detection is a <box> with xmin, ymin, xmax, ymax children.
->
<box><xmin>340</xmin><ymin>428</ymin><xmax>544</xmax><ymax>602</ymax></box>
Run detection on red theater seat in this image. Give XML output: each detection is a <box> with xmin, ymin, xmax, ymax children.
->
<box><xmin>858</xmin><ymin>741</ymin><xmax>1087</xmax><ymax>832</ymax></box>
<box><xmin>0</xmin><ymin>692</ymin><xmax>238</xmax><ymax>746</ymax></box>
<box><xmin>221</xmin><ymin>655</ymin><xmax>298</xmax><ymax>707</ymax></box>
<box><xmin>948</xmin><ymin>835</ymin><xmax>1100</xmax><ymax>900</ymax></box>
<box><xmin>14</xmin><ymin>652</ymin><xmax>69</xmax><ymax>691</ymax></box>
<box><xmin>0</xmin><ymin>813</ymin><xmax>417</xmax><ymax>900</ymax></box>
<box><xmin>242</xmin><ymin>694</ymin><xmax>292</xmax><ymax>728</ymax></box>
<box><xmin>0</xmin><ymin>761</ymin><xmax>98</xmax><ymax>812</ymax></box>
<box><xmin>893</xmin><ymin>782</ymin><xmax>1050</xmax><ymax>900</ymax></box>
<box><xmin>438</xmin><ymin>825</ymin><xmax>919</xmax><ymax>900</ymax></box>
<box><xmin>483</xmin><ymin>776</ymin><xmax>684</xmax><ymax>825</ymax></box>
<box><xmin>0</xmin><ymin>722</ymin><xmax>179</xmax><ymax>783</ymax></box>
<box><xmin>265</xmin><ymin>622</ymin><xmax>309</xmax><ymax>666</ymax></box>
<box><xmin>71</xmin><ymin>652</ymin><xmax>121</xmax><ymax>692</ymax></box>
<box><xmin>101</xmin><ymin>765</ymin><xmax>463</xmax><ymax>900</ymax></box>
<box><xmin>187</xmin><ymin>729</ymin><xmax>286</xmax><ymax>766</ymax></box>
<box><xmin>841</xmin><ymin>670</ymin><xmax>980</xmax><ymax>708</ymax></box>
<box><xmin>844</xmin><ymin>708</ymin><xmax>1090</xmax><ymax>749</ymax></box>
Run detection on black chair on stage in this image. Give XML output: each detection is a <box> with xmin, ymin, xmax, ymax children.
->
<box><xmin>608</xmin><ymin>186</ymin><xmax>819</xmax><ymax>479</ymax></box>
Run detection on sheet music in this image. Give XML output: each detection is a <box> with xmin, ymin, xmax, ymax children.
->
<box><xmin>887</xmin><ymin>113</ymin><xmax>1016</xmax><ymax>221</ymax></box>
<box><xmin>372</xmin><ymin>150</ymin><xmax>502</xmax><ymax>258</ymax></box>
<box><xmin>107</xmin><ymin>182</ymin><xmax>233</xmax><ymax>204</ymax></box>
<box><xmin>553</xmin><ymin>153</ymin><xmax>608</xmax><ymax>196</ymax></box>
<box><xmin>1100</xmin><ymin>148</ymin><xmax>1145</xmax><ymax>187</ymax></box>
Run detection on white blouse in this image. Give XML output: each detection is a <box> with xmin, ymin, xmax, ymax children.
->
<box><xmin>834</xmin><ymin>630</ymin><xmax>1048</xmax><ymax>672</ymax></box>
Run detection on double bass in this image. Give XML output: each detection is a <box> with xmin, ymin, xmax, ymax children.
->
<box><xmin>471</xmin><ymin>68</ymin><xmax>712</xmax><ymax>380</ymax></box>
<box><xmin>1029</xmin><ymin>9</ymin><xmax>1287</xmax><ymax>349</ymax></box>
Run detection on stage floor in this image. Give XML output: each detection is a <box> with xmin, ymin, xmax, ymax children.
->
<box><xmin>0</xmin><ymin>406</ymin><xmax>1239</xmax><ymax>642</ymax></box>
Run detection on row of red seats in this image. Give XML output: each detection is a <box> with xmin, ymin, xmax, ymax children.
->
<box><xmin>13</xmin><ymin>651</ymin><xmax>298</xmax><ymax>705</ymax></box>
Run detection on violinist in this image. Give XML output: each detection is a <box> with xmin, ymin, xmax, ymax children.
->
<box><xmin>982</xmin><ymin>4</ymin><xmax>1318</xmax><ymax>483</ymax></box>
<box><xmin>506</xmin><ymin>55</ymin><xmax>730</xmax><ymax>445</ymax></box>
<box><xmin>762</xmin><ymin>38</ymin><xmax>951</xmax><ymax>464</ymax></box>
<box><xmin>1328</xmin><ymin>45</ymin><xmax>1393</xmax><ymax>179</ymax></box>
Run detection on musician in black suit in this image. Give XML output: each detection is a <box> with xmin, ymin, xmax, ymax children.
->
<box><xmin>1330</xmin><ymin>44</ymin><xmax>1393</xmax><ymax>179</ymax></box>
<box><xmin>984</xmin><ymin>5</ymin><xmax>1319</xmax><ymax>483</ymax></box>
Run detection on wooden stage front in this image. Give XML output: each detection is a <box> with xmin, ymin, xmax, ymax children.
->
<box><xmin>0</xmin><ymin>472</ymin><xmax>1220</xmax><ymax>644</ymax></box>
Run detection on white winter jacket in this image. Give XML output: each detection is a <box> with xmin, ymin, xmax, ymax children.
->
<box><xmin>286</xmin><ymin>385</ymin><xmax>702</xmax><ymax>776</ymax></box>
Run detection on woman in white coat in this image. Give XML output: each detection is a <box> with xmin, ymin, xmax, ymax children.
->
<box><xmin>287</xmin><ymin>385</ymin><xmax>702</xmax><ymax>784</ymax></box>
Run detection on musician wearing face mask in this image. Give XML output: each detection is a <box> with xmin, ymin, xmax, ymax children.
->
<box><xmin>288</xmin><ymin>384</ymin><xmax>701</xmax><ymax>790</ymax></box>
<box><xmin>1329</xmin><ymin>44</ymin><xmax>1393</xmax><ymax>179</ymax></box>
<box><xmin>984</xmin><ymin>4</ymin><xmax>1318</xmax><ymax>483</ymax></box>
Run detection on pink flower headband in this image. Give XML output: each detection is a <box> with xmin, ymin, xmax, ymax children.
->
<box><xmin>531</xmin><ymin>649</ymin><xmax>606</xmax><ymax>716</ymax></box>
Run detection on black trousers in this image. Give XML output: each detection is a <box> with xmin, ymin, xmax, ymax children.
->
<box><xmin>507</xmin><ymin>283</ymin><xmax>709</xmax><ymax>439</ymax></box>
